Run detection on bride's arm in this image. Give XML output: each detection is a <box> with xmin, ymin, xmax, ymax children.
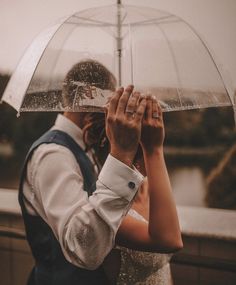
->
<box><xmin>116</xmin><ymin>96</ymin><xmax>183</xmax><ymax>253</ymax></box>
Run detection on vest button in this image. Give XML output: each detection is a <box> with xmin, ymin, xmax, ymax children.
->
<box><xmin>128</xmin><ymin>181</ymin><xmax>136</xmax><ymax>189</ymax></box>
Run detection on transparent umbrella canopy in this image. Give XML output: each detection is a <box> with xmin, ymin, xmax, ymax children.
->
<box><xmin>2</xmin><ymin>2</ymin><xmax>235</xmax><ymax>116</ymax></box>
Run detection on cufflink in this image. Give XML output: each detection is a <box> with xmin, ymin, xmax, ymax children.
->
<box><xmin>128</xmin><ymin>181</ymin><xmax>136</xmax><ymax>189</ymax></box>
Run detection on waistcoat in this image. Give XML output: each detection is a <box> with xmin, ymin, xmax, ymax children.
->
<box><xmin>19</xmin><ymin>130</ymin><xmax>109</xmax><ymax>285</ymax></box>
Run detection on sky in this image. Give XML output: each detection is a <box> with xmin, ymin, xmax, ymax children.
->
<box><xmin>0</xmin><ymin>0</ymin><xmax>235</xmax><ymax>91</ymax></box>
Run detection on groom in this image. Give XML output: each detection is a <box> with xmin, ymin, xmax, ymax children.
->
<box><xmin>19</xmin><ymin>60</ymin><xmax>146</xmax><ymax>284</ymax></box>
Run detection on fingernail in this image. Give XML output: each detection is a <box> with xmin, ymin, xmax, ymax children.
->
<box><xmin>127</xmin><ymin>84</ymin><xmax>134</xmax><ymax>90</ymax></box>
<box><xmin>117</xmin><ymin>86</ymin><xmax>124</xmax><ymax>92</ymax></box>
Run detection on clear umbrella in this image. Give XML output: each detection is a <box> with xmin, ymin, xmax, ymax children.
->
<box><xmin>1</xmin><ymin>2</ymin><xmax>235</xmax><ymax>118</ymax></box>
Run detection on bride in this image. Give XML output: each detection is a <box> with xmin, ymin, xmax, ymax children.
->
<box><xmin>84</xmin><ymin>92</ymin><xmax>183</xmax><ymax>284</ymax></box>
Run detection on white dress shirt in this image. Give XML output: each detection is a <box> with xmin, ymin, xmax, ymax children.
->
<box><xmin>23</xmin><ymin>114</ymin><xmax>143</xmax><ymax>270</ymax></box>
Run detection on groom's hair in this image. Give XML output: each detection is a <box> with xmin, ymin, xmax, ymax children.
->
<box><xmin>62</xmin><ymin>59</ymin><xmax>116</xmax><ymax>108</ymax></box>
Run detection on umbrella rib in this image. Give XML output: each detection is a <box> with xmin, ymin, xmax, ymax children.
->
<box><xmin>139</xmin><ymin>10</ymin><xmax>231</xmax><ymax>112</ymax></box>
<box><xmin>131</xmin><ymin>14</ymin><xmax>174</xmax><ymax>27</ymax></box>
<box><xmin>69</xmin><ymin>14</ymin><xmax>176</xmax><ymax>28</ymax></box>
<box><xmin>183</xmin><ymin>20</ymin><xmax>234</xmax><ymax>104</ymax></box>
<box><xmin>68</xmin><ymin>15</ymin><xmax>118</xmax><ymax>38</ymax></box>
<box><xmin>72</xmin><ymin>15</ymin><xmax>114</xmax><ymax>27</ymax></box>
<box><xmin>152</xmin><ymin>22</ymin><xmax>184</xmax><ymax>108</ymax></box>
<box><xmin>136</xmin><ymin>9</ymin><xmax>193</xmax><ymax>109</ymax></box>
<box><xmin>161</xmin><ymin>25</ymin><xmax>186</xmax><ymax>107</ymax></box>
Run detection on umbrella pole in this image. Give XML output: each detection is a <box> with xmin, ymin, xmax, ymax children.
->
<box><xmin>234</xmin><ymin>95</ymin><xmax>236</xmax><ymax>126</ymax></box>
<box><xmin>117</xmin><ymin>0</ymin><xmax>122</xmax><ymax>86</ymax></box>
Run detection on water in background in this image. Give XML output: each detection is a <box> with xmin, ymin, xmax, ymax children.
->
<box><xmin>0</xmin><ymin>150</ymin><xmax>221</xmax><ymax>208</ymax></box>
<box><xmin>170</xmin><ymin>166</ymin><xmax>206</xmax><ymax>207</ymax></box>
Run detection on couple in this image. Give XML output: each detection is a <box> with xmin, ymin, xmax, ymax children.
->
<box><xmin>20</xmin><ymin>60</ymin><xmax>183</xmax><ymax>285</ymax></box>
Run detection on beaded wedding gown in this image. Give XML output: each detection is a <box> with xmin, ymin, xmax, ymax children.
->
<box><xmin>116</xmin><ymin>209</ymin><xmax>173</xmax><ymax>285</ymax></box>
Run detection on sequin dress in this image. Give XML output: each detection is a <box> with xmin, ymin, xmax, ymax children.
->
<box><xmin>116</xmin><ymin>209</ymin><xmax>173</xmax><ymax>285</ymax></box>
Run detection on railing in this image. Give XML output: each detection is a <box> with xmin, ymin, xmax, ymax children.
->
<box><xmin>0</xmin><ymin>225</ymin><xmax>25</xmax><ymax>239</ymax></box>
<box><xmin>1</xmin><ymin>188</ymin><xmax>236</xmax><ymax>285</ymax></box>
<box><xmin>172</xmin><ymin>251</ymin><xmax>236</xmax><ymax>272</ymax></box>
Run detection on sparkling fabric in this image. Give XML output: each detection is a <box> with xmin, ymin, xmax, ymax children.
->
<box><xmin>116</xmin><ymin>209</ymin><xmax>173</xmax><ymax>285</ymax></box>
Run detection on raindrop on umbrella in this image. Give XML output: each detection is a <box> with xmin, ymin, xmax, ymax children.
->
<box><xmin>1</xmin><ymin>1</ymin><xmax>235</xmax><ymax>122</ymax></box>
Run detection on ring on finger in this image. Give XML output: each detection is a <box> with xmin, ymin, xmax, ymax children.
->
<box><xmin>125</xmin><ymin>106</ymin><xmax>135</xmax><ymax>115</ymax></box>
<box><xmin>152</xmin><ymin>112</ymin><xmax>160</xmax><ymax>119</ymax></box>
<box><xmin>125</xmin><ymin>110</ymin><xmax>136</xmax><ymax>119</ymax></box>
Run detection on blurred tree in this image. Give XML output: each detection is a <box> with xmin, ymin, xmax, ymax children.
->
<box><xmin>0</xmin><ymin>73</ymin><xmax>9</xmax><ymax>95</ymax></box>
<box><xmin>0</xmin><ymin>74</ymin><xmax>56</xmax><ymax>161</ymax></box>
<box><xmin>1</xmin><ymin>73</ymin><xmax>236</xmax><ymax>191</ymax></box>
<box><xmin>206</xmin><ymin>144</ymin><xmax>236</xmax><ymax>209</ymax></box>
<box><xmin>1</xmin><ymin>73</ymin><xmax>235</xmax><ymax>152</ymax></box>
<box><xmin>164</xmin><ymin>107</ymin><xmax>236</xmax><ymax>147</ymax></box>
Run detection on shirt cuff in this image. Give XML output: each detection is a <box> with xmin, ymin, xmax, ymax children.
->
<box><xmin>98</xmin><ymin>154</ymin><xmax>144</xmax><ymax>201</ymax></box>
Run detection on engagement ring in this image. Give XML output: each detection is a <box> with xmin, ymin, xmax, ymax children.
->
<box><xmin>125</xmin><ymin>108</ymin><xmax>135</xmax><ymax>115</ymax></box>
<box><xmin>152</xmin><ymin>112</ymin><xmax>159</xmax><ymax>119</ymax></box>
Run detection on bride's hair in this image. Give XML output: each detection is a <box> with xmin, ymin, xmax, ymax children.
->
<box><xmin>83</xmin><ymin>112</ymin><xmax>109</xmax><ymax>169</ymax></box>
<box><xmin>83</xmin><ymin>112</ymin><xmax>145</xmax><ymax>173</ymax></box>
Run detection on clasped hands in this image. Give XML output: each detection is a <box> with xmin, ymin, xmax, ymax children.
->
<box><xmin>105</xmin><ymin>85</ymin><xmax>165</xmax><ymax>167</ymax></box>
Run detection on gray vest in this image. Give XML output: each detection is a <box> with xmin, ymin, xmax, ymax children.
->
<box><xmin>19</xmin><ymin>130</ymin><xmax>109</xmax><ymax>285</ymax></box>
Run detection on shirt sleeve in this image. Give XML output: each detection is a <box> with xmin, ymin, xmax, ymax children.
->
<box><xmin>90</xmin><ymin>154</ymin><xmax>143</xmax><ymax>233</ymax></box>
<box><xmin>27</xmin><ymin>144</ymin><xmax>143</xmax><ymax>270</ymax></box>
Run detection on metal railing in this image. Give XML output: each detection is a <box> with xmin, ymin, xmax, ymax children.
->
<box><xmin>0</xmin><ymin>225</ymin><xmax>25</xmax><ymax>239</ymax></box>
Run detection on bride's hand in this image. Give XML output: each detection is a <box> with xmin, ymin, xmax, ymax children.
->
<box><xmin>105</xmin><ymin>85</ymin><xmax>146</xmax><ymax>167</ymax></box>
<box><xmin>141</xmin><ymin>95</ymin><xmax>165</xmax><ymax>155</ymax></box>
